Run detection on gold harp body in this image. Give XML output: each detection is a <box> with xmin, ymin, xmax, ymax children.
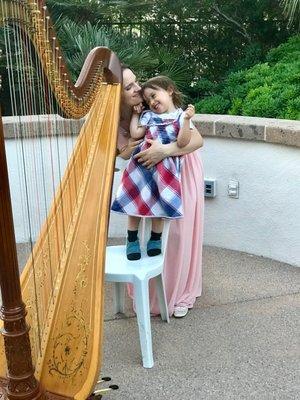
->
<box><xmin>0</xmin><ymin>1</ymin><xmax>121</xmax><ymax>398</ymax></box>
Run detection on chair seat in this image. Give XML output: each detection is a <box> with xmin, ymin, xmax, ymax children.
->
<box><xmin>105</xmin><ymin>245</ymin><xmax>164</xmax><ymax>282</ymax></box>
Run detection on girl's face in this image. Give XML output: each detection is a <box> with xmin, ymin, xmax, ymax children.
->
<box><xmin>122</xmin><ymin>69</ymin><xmax>142</xmax><ymax>107</ymax></box>
<box><xmin>143</xmin><ymin>86</ymin><xmax>175</xmax><ymax>114</ymax></box>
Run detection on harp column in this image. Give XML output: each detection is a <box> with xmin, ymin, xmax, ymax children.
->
<box><xmin>0</xmin><ymin>114</ymin><xmax>44</xmax><ymax>399</ymax></box>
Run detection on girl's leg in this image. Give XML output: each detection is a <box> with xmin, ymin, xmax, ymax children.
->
<box><xmin>147</xmin><ymin>218</ymin><xmax>164</xmax><ymax>257</ymax></box>
<box><xmin>151</xmin><ymin>218</ymin><xmax>164</xmax><ymax>234</ymax></box>
<box><xmin>128</xmin><ymin>216</ymin><xmax>141</xmax><ymax>231</ymax></box>
<box><xmin>127</xmin><ymin>216</ymin><xmax>141</xmax><ymax>260</ymax></box>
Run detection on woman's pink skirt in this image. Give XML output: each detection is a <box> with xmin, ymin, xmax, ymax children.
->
<box><xmin>128</xmin><ymin>150</ymin><xmax>204</xmax><ymax>316</ymax></box>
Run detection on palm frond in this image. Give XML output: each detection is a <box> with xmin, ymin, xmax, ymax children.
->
<box><xmin>54</xmin><ymin>19</ymin><xmax>157</xmax><ymax>80</ymax></box>
<box><xmin>46</xmin><ymin>0</ymin><xmax>154</xmax><ymax>23</ymax></box>
<box><xmin>281</xmin><ymin>0</ymin><xmax>300</xmax><ymax>29</ymax></box>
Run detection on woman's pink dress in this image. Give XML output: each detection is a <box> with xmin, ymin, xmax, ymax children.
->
<box><xmin>149</xmin><ymin>150</ymin><xmax>204</xmax><ymax>316</ymax></box>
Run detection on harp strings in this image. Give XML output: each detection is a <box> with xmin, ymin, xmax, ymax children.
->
<box><xmin>2</xmin><ymin>0</ymin><xmax>45</xmax><ymax>355</ymax></box>
<box><xmin>1</xmin><ymin>0</ymin><xmax>82</xmax><ymax>357</ymax></box>
<box><xmin>23</xmin><ymin>3</ymin><xmax>56</xmax><ymax>356</ymax></box>
<box><xmin>2</xmin><ymin>1</ymin><xmax>107</xmax><ymax>371</ymax></box>
<box><xmin>1</xmin><ymin>3</ymin><xmax>31</xmax><ymax>275</ymax></box>
<box><xmin>1</xmin><ymin>3</ymin><xmax>35</xmax><ymax>259</ymax></box>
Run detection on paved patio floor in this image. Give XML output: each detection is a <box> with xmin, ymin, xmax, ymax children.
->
<box><xmin>101</xmin><ymin>242</ymin><xmax>299</xmax><ymax>400</ymax></box>
<box><xmin>9</xmin><ymin>242</ymin><xmax>300</xmax><ymax>399</ymax></box>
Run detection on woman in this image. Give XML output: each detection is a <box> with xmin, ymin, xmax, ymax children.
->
<box><xmin>117</xmin><ymin>67</ymin><xmax>204</xmax><ymax>318</ymax></box>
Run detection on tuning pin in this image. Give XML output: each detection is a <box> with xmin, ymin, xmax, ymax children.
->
<box><xmin>97</xmin><ymin>377</ymin><xmax>111</xmax><ymax>384</ymax></box>
<box><xmin>87</xmin><ymin>378</ymin><xmax>119</xmax><ymax>399</ymax></box>
<box><xmin>92</xmin><ymin>384</ymin><xmax>119</xmax><ymax>396</ymax></box>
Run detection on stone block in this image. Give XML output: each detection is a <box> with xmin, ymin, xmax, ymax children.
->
<box><xmin>266</xmin><ymin>126</ymin><xmax>300</xmax><ymax>148</ymax></box>
<box><xmin>192</xmin><ymin>115</ymin><xmax>215</xmax><ymax>136</ymax></box>
<box><xmin>215</xmin><ymin>119</ymin><xmax>265</xmax><ymax>141</ymax></box>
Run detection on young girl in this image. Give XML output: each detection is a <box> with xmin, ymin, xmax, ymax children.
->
<box><xmin>111</xmin><ymin>75</ymin><xmax>195</xmax><ymax>260</ymax></box>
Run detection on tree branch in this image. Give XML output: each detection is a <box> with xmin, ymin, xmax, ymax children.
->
<box><xmin>212</xmin><ymin>3</ymin><xmax>252</xmax><ymax>43</ymax></box>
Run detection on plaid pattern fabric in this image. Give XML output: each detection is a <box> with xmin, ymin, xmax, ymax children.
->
<box><xmin>111</xmin><ymin>110</ymin><xmax>184</xmax><ymax>219</ymax></box>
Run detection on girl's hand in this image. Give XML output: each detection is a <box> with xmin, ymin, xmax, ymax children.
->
<box><xmin>134</xmin><ymin>139</ymin><xmax>168</xmax><ymax>168</ymax></box>
<box><xmin>133</xmin><ymin>103</ymin><xmax>144</xmax><ymax>115</ymax></box>
<box><xmin>184</xmin><ymin>104</ymin><xmax>195</xmax><ymax>120</ymax></box>
<box><xmin>119</xmin><ymin>138</ymin><xmax>143</xmax><ymax>160</ymax></box>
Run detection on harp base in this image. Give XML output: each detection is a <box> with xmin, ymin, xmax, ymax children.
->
<box><xmin>0</xmin><ymin>378</ymin><xmax>73</xmax><ymax>400</ymax></box>
<box><xmin>0</xmin><ymin>376</ymin><xmax>43</xmax><ymax>400</ymax></box>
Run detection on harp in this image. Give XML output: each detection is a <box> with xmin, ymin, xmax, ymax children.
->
<box><xmin>0</xmin><ymin>1</ymin><xmax>121</xmax><ymax>399</ymax></box>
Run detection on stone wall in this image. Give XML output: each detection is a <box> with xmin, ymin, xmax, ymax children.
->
<box><xmin>3</xmin><ymin>114</ymin><xmax>300</xmax><ymax>147</ymax></box>
<box><xmin>3</xmin><ymin>114</ymin><xmax>300</xmax><ymax>266</ymax></box>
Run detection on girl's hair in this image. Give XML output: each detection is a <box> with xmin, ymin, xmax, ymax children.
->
<box><xmin>142</xmin><ymin>76</ymin><xmax>183</xmax><ymax>108</ymax></box>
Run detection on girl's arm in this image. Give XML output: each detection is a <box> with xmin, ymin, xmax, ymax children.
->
<box><xmin>134</xmin><ymin>127</ymin><xmax>203</xmax><ymax>168</ymax></box>
<box><xmin>130</xmin><ymin>104</ymin><xmax>146</xmax><ymax>139</ymax></box>
<box><xmin>177</xmin><ymin>104</ymin><xmax>194</xmax><ymax>148</ymax></box>
<box><xmin>130</xmin><ymin>113</ymin><xmax>146</xmax><ymax>139</ymax></box>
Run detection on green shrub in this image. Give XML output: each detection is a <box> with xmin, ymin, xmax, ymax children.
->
<box><xmin>266</xmin><ymin>35</ymin><xmax>300</xmax><ymax>64</ymax></box>
<box><xmin>197</xmin><ymin>35</ymin><xmax>300</xmax><ymax>119</ymax></box>
<box><xmin>229</xmin><ymin>98</ymin><xmax>244</xmax><ymax>115</ymax></box>
<box><xmin>195</xmin><ymin>95</ymin><xmax>230</xmax><ymax>114</ymax></box>
<box><xmin>285</xmin><ymin>97</ymin><xmax>300</xmax><ymax>120</ymax></box>
<box><xmin>222</xmin><ymin>70</ymin><xmax>249</xmax><ymax>101</ymax></box>
<box><xmin>242</xmin><ymin>85</ymin><xmax>283</xmax><ymax>117</ymax></box>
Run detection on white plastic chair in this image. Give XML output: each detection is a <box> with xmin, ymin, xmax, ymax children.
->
<box><xmin>105</xmin><ymin>218</ymin><xmax>170</xmax><ymax>368</ymax></box>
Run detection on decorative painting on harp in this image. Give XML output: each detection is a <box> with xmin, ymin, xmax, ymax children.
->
<box><xmin>0</xmin><ymin>1</ymin><xmax>121</xmax><ymax>399</ymax></box>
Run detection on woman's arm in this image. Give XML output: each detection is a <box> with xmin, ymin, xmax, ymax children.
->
<box><xmin>118</xmin><ymin>138</ymin><xmax>143</xmax><ymax>160</ymax></box>
<box><xmin>134</xmin><ymin>128</ymin><xmax>203</xmax><ymax>168</ymax></box>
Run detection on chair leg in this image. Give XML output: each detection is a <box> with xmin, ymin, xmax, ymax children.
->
<box><xmin>155</xmin><ymin>274</ymin><xmax>170</xmax><ymax>323</ymax></box>
<box><xmin>113</xmin><ymin>282</ymin><xmax>125</xmax><ymax>314</ymax></box>
<box><xmin>134</xmin><ymin>279</ymin><xmax>154</xmax><ymax>368</ymax></box>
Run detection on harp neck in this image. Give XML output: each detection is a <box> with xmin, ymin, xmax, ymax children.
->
<box><xmin>1</xmin><ymin>0</ymin><xmax>122</xmax><ymax>118</ymax></box>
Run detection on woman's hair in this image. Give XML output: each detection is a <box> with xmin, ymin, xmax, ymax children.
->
<box><xmin>120</xmin><ymin>62</ymin><xmax>130</xmax><ymax>72</ymax></box>
<box><xmin>142</xmin><ymin>76</ymin><xmax>183</xmax><ymax>108</ymax></box>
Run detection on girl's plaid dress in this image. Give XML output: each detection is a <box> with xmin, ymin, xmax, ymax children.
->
<box><xmin>111</xmin><ymin>108</ymin><xmax>186</xmax><ymax>218</ymax></box>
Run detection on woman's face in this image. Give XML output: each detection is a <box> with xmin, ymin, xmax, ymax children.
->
<box><xmin>122</xmin><ymin>69</ymin><xmax>142</xmax><ymax>107</ymax></box>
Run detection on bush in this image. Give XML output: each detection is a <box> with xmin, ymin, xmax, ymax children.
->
<box><xmin>197</xmin><ymin>35</ymin><xmax>300</xmax><ymax>119</ymax></box>
<box><xmin>285</xmin><ymin>97</ymin><xmax>300</xmax><ymax>120</ymax></box>
<box><xmin>195</xmin><ymin>95</ymin><xmax>230</xmax><ymax>114</ymax></box>
<box><xmin>266</xmin><ymin>35</ymin><xmax>300</xmax><ymax>64</ymax></box>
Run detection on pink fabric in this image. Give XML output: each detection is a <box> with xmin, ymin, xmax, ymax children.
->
<box><xmin>128</xmin><ymin>150</ymin><xmax>204</xmax><ymax>316</ymax></box>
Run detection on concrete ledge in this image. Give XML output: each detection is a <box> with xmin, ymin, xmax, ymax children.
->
<box><xmin>3</xmin><ymin>114</ymin><xmax>300</xmax><ymax>147</ymax></box>
<box><xmin>192</xmin><ymin>114</ymin><xmax>300</xmax><ymax>148</ymax></box>
<box><xmin>2</xmin><ymin>115</ymin><xmax>84</xmax><ymax>139</ymax></box>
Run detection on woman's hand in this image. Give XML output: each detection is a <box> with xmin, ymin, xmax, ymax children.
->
<box><xmin>119</xmin><ymin>138</ymin><xmax>143</xmax><ymax>160</ymax></box>
<box><xmin>134</xmin><ymin>129</ymin><xmax>203</xmax><ymax>166</ymax></box>
<box><xmin>134</xmin><ymin>139</ymin><xmax>168</xmax><ymax>168</ymax></box>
